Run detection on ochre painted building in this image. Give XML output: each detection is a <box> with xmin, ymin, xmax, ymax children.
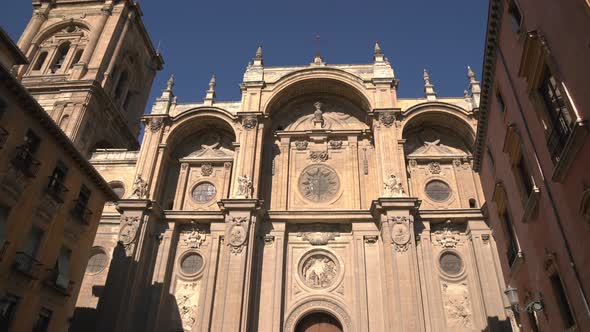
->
<box><xmin>475</xmin><ymin>0</ymin><xmax>590</xmax><ymax>331</ymax></box>
<box><xmin>0</xmin><ymin>28</ymin><xmax>117</xmax><ymax>332</ymax></box>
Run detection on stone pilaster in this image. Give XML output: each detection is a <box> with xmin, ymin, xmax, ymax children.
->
<box><xmin>371</xmin><ymin>197</ymin><xmax>424</xmax><ymax>332</ymax></box>
<box><xmin>95</xmin><ymin>199</ymin><xmax>162</xmax><ymax>332</ymax></box>
<box><xmin>210</xmin><ymin>199</ymin><xmax>263</xmax><ymax>332</ymax></box>
<box><xmin>71</xmin><ymin>3</ymin><xmax>112</xmax><ymax>79</ymax></box>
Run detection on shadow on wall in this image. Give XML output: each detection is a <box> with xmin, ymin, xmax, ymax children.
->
<box><xmin>70</xmin><ymin>241</ymin><xmax>184</xmax><ymax>332</ymax></box>
<box><xmin>483</xmin><ymin>316</ymin><xmax>513</xmax><ymax>332</ymax></box>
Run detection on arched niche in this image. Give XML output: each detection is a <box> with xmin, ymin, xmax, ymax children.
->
<box><xmin>160</xmin><ymin>115</ymin><xmax>236</xmax><ymax>211</ymax></box>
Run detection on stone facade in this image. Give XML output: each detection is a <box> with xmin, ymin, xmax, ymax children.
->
<box><xmin>475</xmin><ymin>0</ymin><xmax>590</xmax><ymax>331</ymax></box>
<box><xmin>70</xmin><ymin>41</ymin><xmax>514</xmax><ymax>330</ymax></box>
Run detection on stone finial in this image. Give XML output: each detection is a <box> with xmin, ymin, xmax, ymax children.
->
<box><xmin>166</xmin><ymin>74</ymin><xmax>175</xmax><ymax>90</ymax></box>
<box><xmin>423</xmin><ymin>69</ymin><xmax>437</xmax><ymax>101</ymax></box>
<box><xmin>374</xmin><ymin>41</ymin><xmax>383</xmax><ymax>55</ymax></box>
<box><xmin>204</xmin><ymin>74</ymin><xmax>216</xmax><ymax>105</ymax></box>
<box><xmin>373</xmin><ymin>40</ymin><xmax>386</xmax><ymax>63</ymax></box>
<box><xmin>466</xmin><ymin>66</ymin><xmax>481</xmax><ymax>108</ymax></box>
<box><xmin>253</xmin><ymin>45</ymin><xmax>263</xmax><ymax>66</ymax></box>
<box><xmin>312</xmin><ymin>53</ymin><xmax>325</xmax><ymax>66</ymax></box>
<box><xmin>255</xmin><ymin>45</ymin><xmax>263</xmax><ymax>59</ymax></box>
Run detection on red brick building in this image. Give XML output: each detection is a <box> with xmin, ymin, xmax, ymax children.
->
<box><xmin>475</xmin><ymin>0</ymin><xmax>590</xmax><ymax>331</ymax></box>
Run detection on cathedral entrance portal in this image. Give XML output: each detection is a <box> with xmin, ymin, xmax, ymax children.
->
<box><xmin>295</xmin><ymin>312</ymin><xmax>343</xmax><ymax>332</ymax></box>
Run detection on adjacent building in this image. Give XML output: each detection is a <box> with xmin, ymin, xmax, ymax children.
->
<box><xmin>475</xmin><ymin>0</ymin><xmax>590</xmax><ymax>331</ymax></box>
<box><xmin>0</xmin><ymin>28</ymin><xmax>117</xmax><ymax>332</ymax></box>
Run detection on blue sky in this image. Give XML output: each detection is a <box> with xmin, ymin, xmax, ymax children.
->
<box><xmin>1</xmin><ymin>0</ymin><xmax>488</xmax><ymax>110</ymax></box>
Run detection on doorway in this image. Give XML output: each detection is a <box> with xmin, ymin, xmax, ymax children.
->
<box><xmin>295</xmin><ymin>312</ymin><xmax>343</xmax><ymax>332</ymax></box>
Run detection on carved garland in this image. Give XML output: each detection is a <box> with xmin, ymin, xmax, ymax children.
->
<box><xmin>309</xmin><ymin>151</ymin><xmax>329</xmax><ymax>162</ymax></box>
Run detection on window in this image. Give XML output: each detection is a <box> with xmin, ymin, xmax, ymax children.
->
<box><xmin>540</xmin><ymin>69</ymin><xmax>575</xmax><ymax>164</ymax></box>
<box><xmin>503</xmin><ymin>125</ymin><xmax>534</xmax><ymax>200</ymax></box>
<box><xmin>15</xmin><ymin>226</ymin><xmax>43</xmax><ymax>273</ymax></box>
<box><xmin>496</xmin><ymin>91</ymin><xmax>506</xmax><ymax>113</ymax></box>
<box><xmin>502</xmin><ymin>211</ymin><xmax>519</xmax><ymax>266</ymax></box>
<box><xmin>486</xmin><ymin>146</ymin><xmax>495</xmax><ymax>169</ymax></box>
<box><xmin>50</xmin><ymin>42</ymin><xmax>70</xmax><ymax>73</ymax></box>
<box><xmin>32</xmin><ymin>308</ymin><xmax>52</xmax><ymax>332</ymax></box>
<box><xmin>72</xmin><ymin>185</ymin><xmax>92</xmax><ymax>222</ymax></box>
<box><xmin>55</xmin><ymin>246</ymin><xmax>71</xmax><ymax>290</ymax></box>
<box><xmin>425</xmin><ymin>180</ymin><xmax>451</xmax><ymax>202</ymax></box>
<box><xmin>47</xmin><ymin>161</ymin><xmax>68</xmax><ymax>202</ymax></box>
<box><xmin>108</xmin><ymin>181</ymin><xmax>125</xmax><ymax>199</ymax></box>
<box><xmin>508</xmin><ymin>0</ymin><xmax>522</xmax><ymax>33</ymax></box>
<box><xmin>191</xmin><ymin>183</ymin><xmax>216</xmax><ymax>203</ymax></box>
<box><xmin>24</xmin><ymin>130</ymin><xmax>41</xmax><ymax>154</ymax></box>
<box><xmin>33</xmin><ymin>52</ymin><xmax>48</xmax><ymax>71</ymax></box>
<box><xmin>550</xmin><ymin>273</ymin><xmax>575</xmax><ymax>329</ymax></box>
<box><xmin>114</xmin><ymin>71</ymin><xmax>129</xmax><ymax>101</ymax></box>
<box><xmin>0</xmin><ymin>294</ymin><xmax>19</xmax><ymax>331</ymax></box>
<box><xmin>0</xmin><ymin>206</ymin><xmax>10</xmax><ymax>248</ymax></box>
<box><xmin>180</xmin><ymin>253</ymin><xmax>204</xmax><ymax>275</ymax></box>
<box><xmin>86</xmin><ymin>248</ymin><xmax>108</xmax><ymax>274</ymax></box>
<box><xmin>515</xmin><ymin>155</ymin><xmax>533</xmax><ymax>196</ymax></box>
<box><xmin>70</xmin><ymin>49</ymin><xmax>83</xmax><ymax>69</ymax></box>
<box><xmin>469</xmin><ymin>198</ymin><xmax>477</xmax><ymax>208</ymax></box>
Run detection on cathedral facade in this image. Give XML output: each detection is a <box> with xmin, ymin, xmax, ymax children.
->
<box><xmin>12</xmin><ymin>1</ymin><xmax>514</xmax><ymax>331</ymax></box>
<box><xmin>77</xmin><ymin>50</ymin><xmax>514</xmax><ymax>331</ymax></box>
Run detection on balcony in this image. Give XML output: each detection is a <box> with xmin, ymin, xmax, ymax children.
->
<box><xmin>0</xmin><ymin>127</ymin><xmax>8</xmax><ymax>148</ymax></box>
<box><xmin>45</xmin><ymin>176</ymin><xmax>68</xmax><ymax>204</ymax></box>
<box><xmin>43</xmin><ymin>268</ymin><xmax>74</xmax><ymax>296</ymax></box>
<box><xmin>12</xmin><ymin>251</ymin><xmax>43</xmax><ymax>279</ymax></box>
<box><xmin>10</xmin><ymin>146</ymin><xmax>41</xmax><ymax>178</ymax></box>
<box><xmin>70</xmin><ymin>200</ymin><xmax>92</xmax><ymax>224</ymax></box>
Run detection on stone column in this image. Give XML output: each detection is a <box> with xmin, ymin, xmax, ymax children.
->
<box><xmin>210</xmin><ymin>199</ymin><xmax>263</xmax><ymax>332</ymax></box>
<box><xmin>95</xmin><ymin>199</ymin><xmax>162</xmax><ymax>332</ymax></box>
<box><xmin>71</xmin><ymin>4</ymin><xmax>112</xmax><ymax>79</ymax></box>
<box><xmin>102</xmin><ymin>11</ymin><xmax>135</xmax><ymax>89</ymax></box>
<box><xmin>18</xmin><ymin>6</ymin><xmax>50</xmax><ymax>55</ymax></box>
<box><xmin>371</xmin><ymin>197</ymin><xmax>424</xmax><ymax>332</ymax></box>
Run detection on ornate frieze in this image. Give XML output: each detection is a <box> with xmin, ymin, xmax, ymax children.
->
<box><xmin>432</xmin><ymin>221</ymin><xmax>463</xmax><ymax>248</ymax></box>
<box><xmin>390</xmin><ymin>216</ymin><xmax>411</xmax><ymax>252</ymax></box>
<box><xmin>227</xmin><ymin>217</ymin><xmax>248</xmax><ymax>254</ymax></box>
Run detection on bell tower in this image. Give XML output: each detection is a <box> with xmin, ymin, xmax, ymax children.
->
<box><xmin>16</xmin><ymin>0</ymin><xmax>163</xmax><ymax>155</ymax></box>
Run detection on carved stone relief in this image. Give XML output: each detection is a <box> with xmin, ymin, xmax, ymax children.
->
<box><xmin>298</xmin><ymin>165</ymin><xmax>340</xmax><ymax>202</ymax></box>
<box><xmin>379</xmin><ymin>112</ymin><xmax>395</xmax><ymax>127</ymax></box>
<box><xmin>200</xmin><ymin>163</ymin><xmax>213</xmax><ymax>177</ymax></box>
<box><xmin>299</xmin><ymin>253</ymin><xmax>339</xmax><ymax>289</ymax></box>
<box><xmin>329</xmin><ymin>140</ymin><xmax>343</xmax><ymax>149</ymax></box>
<box><xmin>294</xmin><ymin>140</ymin><xmax>308</xmax><ymax>150</ymax></box>
<box><xmin>175</xmin><ymin>279</ymin><xmax>201</xmax><ymax>331</ymax></box>
<box><xmin>242</xmin><ymin>117</ymin><xmax>258</xmax><ymax>130</ymax></box>
<box><xmin>428</xmin><ymin>162</ymin><xmax>442</xmax><ymax>174</ymax></box>
<box><xmin>384</xmin><ymin>174</ymin><xmax>405</xmax><ymax>197</ymax></box>
<box><xmin>390</xmin><ymin>216</ymin><xmax>411</xmax><ymax>252</ymax></box>
<box><xmin>309</xmin><ymin>151</ymin><xmax>329</xmax><ymax>162</ymax></box>
<box><xmin>180</xmin><ymin>225</ymin><xmax>208</xmax><ymax>249</ymax></box>
<box><xmin>227</xmin><ymin>217</ymin><xmax>248</xmax><ymax>254</ymax></box>
<box><xmin>235</xmin><ymin>175</ymin><xmax>253</xmax><ymax>199</ymax></box>
<box><xmin>298</xmin><ymin>232</ymin><xmax>338</xmax><ymax>245</ymax></box>
<box><xmin>129</xmin><ymin>175</ymin><xmax>149</xmax><ymax>199</ymax></box>
<box><xmin>432</xmin><ymin>221</ymin><xmax>464</xmax><ymax>248</ymax></box>
<box><xmin>148</xmin><ymin>118</ymin><xmax>164</xmax><ymax>132</ymax></box>
<box><xmin>118</xmin><ymin>216</ymin><xmax>140</xmax><ymax>255</ymax></box>
<box><xmin>441</xmin><ymin>281</ymin><xmax>473</xmax><ymax>328</ymax></box>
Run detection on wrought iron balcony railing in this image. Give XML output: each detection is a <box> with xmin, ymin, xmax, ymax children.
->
<box><xmin>45</xmin><ymin>176</ymin><xmax>68</xmax><ymax>203</ymax></box>
<box><xmin>12</xmin><ymin>251</ymin><xmax>42</xmax><ymax>278</ymax></box>
<box><xmin>10</xmin><ymin>146</ymin><xmax>41</xmax><ymax>178</ymax></box>
<box><xmin>70</xmin><ymin>200</ymin><xmax>92</xmax><ymax>224</ymax></box>
<box><xmin>43</xmin><ymin>267</ymin><xmax>74</xmax><ymax>296</ymax></box>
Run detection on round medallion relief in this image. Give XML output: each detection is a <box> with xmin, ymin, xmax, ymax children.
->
<box><xmin>439</xmin><ymin>251</ymin><xmax>463</xmax><ymax>276</ymax></box>
<box><xmin>298</xmin><ymin>165</ymin><xmax>340</xmax><ymax>202</ymax></box>
<box><xmin>299</xmin><ymin>251</ymin><xmax>340</xmax><ymax>289</ymax></box>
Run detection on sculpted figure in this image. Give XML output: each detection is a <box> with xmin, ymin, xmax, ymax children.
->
<box><xmin>236</xmin><ymin>175</ymin><xmax>253</xmax><ymax>198</ymax></box>
<box><xmin>130</xmin><ymin>175</ymin><xmax>149</xmax><ymax>199</ymax></box>
<box><xmin>384</xmin><ymin>174</ymin><xmax>405</xmax><ymax>197</ymax></box>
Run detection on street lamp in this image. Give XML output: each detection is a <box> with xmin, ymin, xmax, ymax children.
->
<box><xmin>504</xmin><ymin>285</ymin><xmax>544</xmax><ymax>313</ymax></box>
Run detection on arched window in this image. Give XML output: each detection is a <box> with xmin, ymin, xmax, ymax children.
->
<box><xmin>70</xmin><ymin>49</ymin><xmax>84</xmax><ymax>69</ymax></box>
<box><xmin>114</xmin><ymin>71</ymin><xmax>129</xmax><ymax>101</ymax></box>
<box><xmin>51</xmin><ymin>42</ymin><xmax>71</xmax><ymax>73</ymax></box>
<box><xmin>469</xmin><ymin>198</ymin><xmax>477</xmax><ymax>208</ymax></box>
<box><xmin>33</xmin><ymin>51</ymin><xmax>48</xmax><ymax>71</ymax></box>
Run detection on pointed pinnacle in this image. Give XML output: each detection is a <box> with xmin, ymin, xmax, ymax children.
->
<box><xmin>467</xmin><ymin>66</ymin><xmax>476</xmax><ymax>80</ymax></box>
<box><xmin>423</xmin><ymin>69</ymin><xmax>431</xmax><ymax>85</ymax></box>
<box><xmin>167</xmin><ymin>74</ymin><xmax>174</xmax><ymax>89</ymax></box>
<box><xmin>374</xmin><ymin>41</ymin><xmax>383</xmax><ymax>55</ymax></box>
<box><xmin>208</xmin><ymin>74</ymin><xmax>216</xmax><ymax>90</ymax></box>
<box><xmin>255</xmin><ymin>45</ymin><xmax>263</xmax><ymax>59</ymax></box>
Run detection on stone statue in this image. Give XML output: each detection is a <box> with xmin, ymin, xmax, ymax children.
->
<box><xmin>384</xmin><ymin>174</ymin><xmax>405</xmax><ymax>197</ymax></box>
<box><xmin>235</xmin><ymin>175</ymin><xmax>253</xmax><ymax>198</ymax></box>
<box><xmin>129</xmin><ymin>175</ymin><xmax>149</xmax><ymax>199</ymax></box>
<box><xmin>312</xmin><ymin>101</ymin><xmax>324</xmax><ymax>128</ymax></box>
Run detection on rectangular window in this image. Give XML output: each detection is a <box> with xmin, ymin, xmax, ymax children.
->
<box><xmin>55</xmin><ymin>246</ymin><xmax>71</xmax><ymax>290</ymax></box>
<box><xmin>32</xmin><ymin>308</ymin><xmax>52</xmax><ymax>332</ymax></box>
<box><xmin>516</xmin><ymin>156</ymin><xmax>533</xmax><ymax>196</ymax></box>
<box><xmin>47</xmin><ymin>161</ymin><xmax>68</xmax><ymax>202</ymax></box>
<box><xmin>496</xmin><ymin>91</ymin><xmax>506</xmax><ymax>113</ymax></box>
<box><xmin>502</xmin><ymin>211</ymin><xmax>519</xmax><ymax>266</ymax></box>
<box><xmin>487</xmin><ymin>146</ymin><xmax>495</xmax><ymax>169</ymax></box>
<box><xmin>0</xmin><ymin>206</ymin><xmax>9</xmax><ymax>248</ymax></box>
<box><xmin>24</xmin><ymin>129</ymin><xmax>41</xmax><ymax>154</ymax></box>
<box><xmin>540</xmin><ymin>69</ymin><xmax>575</xmax><ymax>163</ymax></box>
<box><xmin>0</xmin><ymin>294</ymin><xmax>19</xmax><ymax>331</ymax></box>
<box><xmin>15</xmin><ymin>226</ymin><xmax>44</xmax><ymax>273</ymax></box>
<box><xmin>72</xmin><ymin>185</ymin><xmax>92</xmax><ymax>222</ymax></box>
<box><xmin>550</xmin><ymin>273</ymin><xmax>575</xmax><ymax>329</ymax></box>
<box><xmin>508</xmin><ymin>0</ymin><xmax>522</xmax><ymax>33</ymax></box>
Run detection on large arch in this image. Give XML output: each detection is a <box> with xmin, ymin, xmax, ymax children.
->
<box><xmin>165</xmin><ymin>107</ymin><xmax>238</xmax><ymax>149</ymax></box>
<box><xmin>31</xmin><ymin>20</ymin><xmax>91</xmax><ymax>46</ymax></box>
<box><xmin>284</xmin><ymin>297</ymin><xmax>352</xmax><ymax>332</ymax></box>
<box><xmin>262</xmin><ymin>69</ymin><xmax>373</xmax><ymax>119</ymax></box>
